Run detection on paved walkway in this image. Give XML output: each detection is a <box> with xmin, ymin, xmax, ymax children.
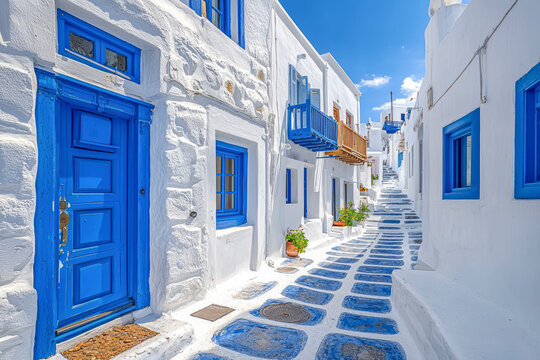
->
<box><xmin>173</xmin><ymin>166</ymin><xmax>422</xmax><ymax>359</ymax></box>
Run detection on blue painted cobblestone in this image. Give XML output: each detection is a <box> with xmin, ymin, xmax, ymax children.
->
<box><xmin>309</xmin><ymin>268</ymin><xmax>348</xmax><ymax>279</ymax></box>
<box><xmin>357</xmin><ymin>265</ymin><xmax>399</xmax><ymax>274</ymax></box>
<box><xmin>315</xmin><ymin>333</ymin><xmax>406</xmax><ymax>360</ymax></box>
<box><xmin>326</xmin><ymin>256</ymin><xmax>360</xmax><ymax>264</ymax></box>
<box><xmin>281</xmin><ymin>285</ymin><xmax>333</xmax><ymax>305</ymax></box>
<box><xmin>318</xmin><ymin>261</ymin><xmax>352</xmax><ymax>270</ymax></box>
<box><xmin>364</xmin><ymin>258</ymin><xmax>405</xmax><ymax>267</ymax></box>
<box><xmin>343</xmin><ymin>295</ymin><xmax>392</xmax><ymax>313</ymax></box>
<box><xmin>213</xmin><ymin>319</ymin><xmax>307</xmax><ymax>359</ymax></box>
<box><xmin>351</xmin><ymin>282</ymin><xmax>392</xmax><ymax>296</ymax></box>
<box><xmin>295</xmin><ymin>275</ymin><xmax>343</xmax><ymax>291</ymax></box>
<box><xmin>337</xmin><ymin>313</ymin><xmax>399</xmax><ymax>334</ymax></box>
<box><xmin>371</xmin><ymin>249</ymin><xmax>404</xmax><ymax>255</ymax></box>
<box><xmin>354</xmin><ymin>273</ymin><xmax>393</xmax><ymax>283</ymax></box>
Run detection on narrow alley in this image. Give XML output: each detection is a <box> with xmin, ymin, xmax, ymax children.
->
<box><xmin>1</xmin><ymin>1</ymin><xmax>539</xmax><ymax>359</ymax></box>
<box><xmin>173</xmin><ymin>166</ymin><xmax>422</xmax><ymax>359</ymax></box>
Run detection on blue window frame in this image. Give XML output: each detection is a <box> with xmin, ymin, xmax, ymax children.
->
<box><xmin>57</xmin><ymin>10</ymin><xmax>141</xmax><ymax>83</ymax></box>
<box><xmin>515</xmin><ymin>62</ymin><xmax>540</xmax><ymax>199</ymax></box>
<box><xmin>189</xmin><ymin>0</ymin><xmax>244</xmax><ymax>48</ymax></box>
<box><xmin>401</xmin><ymin>113</ymin><xmax>406</xmax><ymax>121</ymax></box>
<box><xmin>398</xmin><ymin>152</ymin><xmax>403</xmax><ymax>168</ymax></box>
<box><xmin>216</xmin><ymin>141</ymin><xmax>247</xmax><ymax>229</ymax></box>
<box><xmin>286</xmin><ymin>168</ymin><xmax>292</xmax><ymax>204</ymax></box>
<box><xmin>443</xmin><ymin>108</ymin><xmax>480</xmax><ymax>199</ymax></box>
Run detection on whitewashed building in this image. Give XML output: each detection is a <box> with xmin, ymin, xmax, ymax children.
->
<box><xmin>0</xmin><ymin>0</ymin><xmax>369</xmax><ymax>358</ymax></box>
<box><xmin>389</xmin><ymin>0</ymin><xmax>540</xmax><ymax>358</ymax></box>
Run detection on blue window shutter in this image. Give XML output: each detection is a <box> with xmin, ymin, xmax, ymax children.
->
<box><xmin>299</xmin><ymin>76</ymin><xmax>308</xmax><ymax>104</ymax></box>
<box><xmin>289</xmin><ymin>65</ymin><xmax>298</xmax><ymax>105</ymax></box>
<box><xmin>286</xmin><ymin>169</ymin><xmax>292</xmax><ymax>204</ymax></box>
<box><xmin>310</xmin><ymin>89</ymin><xmax>321</xmax><ymax>109</ymax></box>
<box><xmin>190</xmin><ymin>0</ymin><xmax>202</xmax><ymax>16</ymax></box>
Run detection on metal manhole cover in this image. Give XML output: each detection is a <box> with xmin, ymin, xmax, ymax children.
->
<box><xmin>260</xmin><ymin>303</ymin><xmax>311</xmax><ymax>323</ymax></box>
<box><xmin>276</xmin><ymin>267</ymin><xmax>298</xmax><ymax>273</ymax></box>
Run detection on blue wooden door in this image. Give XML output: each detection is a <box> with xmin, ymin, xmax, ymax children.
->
<box><xmin>332</xmin><ymin>178</ymin><xmax>337</xmax><ymax>221</ymax></box>
<box><xmin>57</xmin><ymin>105</ymin><xmax>130</xmax><ymax>330</ymax></box>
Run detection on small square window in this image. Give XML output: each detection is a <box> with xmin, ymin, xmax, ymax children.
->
<box><xmin>216</xmin><ymin>141</ymin><xmax>247</xmax><ymax>229</ymax></box>
<box><xmin>69</xmin><ymin>32</ymin><xmax>94</xmax><ymax>58</ymax></box>
<box><xmin>106</xmin><ymin>49</ymin><xmax>127</xmax><ymax>72</ymax></box>
<box><xmin>515</xmin><ymin>61</ymin><xmax>540</xmax><ymax>199</ymax></box>
<box><xmin>58</xmin><ymin>10</ymin><xmax>141</xmax><ymax>83</ymax></box>
<box><xmin>443</xmin><ymin>109</ymin><xmax>480</xmax><ymax>199</ymax></box>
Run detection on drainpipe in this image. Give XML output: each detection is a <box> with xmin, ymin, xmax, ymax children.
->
<box><xmin>390</xmin><ymin>91</ymin><xmax>394</xmax><ymax>124</ymax></box>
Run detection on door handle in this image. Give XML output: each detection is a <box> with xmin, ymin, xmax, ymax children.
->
<box><xmin>59</xmin><ymin>200</ymin><xmax>69</xmax><ymax>247</ymax></box>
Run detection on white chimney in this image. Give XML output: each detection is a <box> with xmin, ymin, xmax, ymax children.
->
<box><xmin>429</xmin><ymin>0</ymin><xmax>462</xmax><ymax>17</ymax></box>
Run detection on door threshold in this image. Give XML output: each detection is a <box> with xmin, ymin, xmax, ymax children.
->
<box><xmin>56</xmin><ymin>301</ymin><xmax>135</xmax><ymax>343</ymax></box>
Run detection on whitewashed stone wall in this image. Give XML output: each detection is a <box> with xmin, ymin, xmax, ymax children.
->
<box><xmin>402</xmin><ymin>0</ymin><xmax>540</xmax><ymax>341</ymax></box>
<box><xmin>0</xmin><ymin>0</ymin><xmax>272</xmax><ymax>357</ymax></box>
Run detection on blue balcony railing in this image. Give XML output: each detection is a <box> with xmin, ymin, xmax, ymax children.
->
<box><xmin>288</xmin><ymin>100</ymin><xmax>338</xmax><ymax>152</ymax></box>
<box><xmin>383</xmin><ymin>120</ymin><xmax>403</xmax><ymax>135</ymax></box>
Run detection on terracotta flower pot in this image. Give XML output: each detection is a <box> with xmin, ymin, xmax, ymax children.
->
<box><xmin>333</xmin><ymin>221</ymin><xmax>346</xmax><ymax>227</ymax></box>
<box><xmin>286</xmin><ymin>240</ymin><xmax>299</xmax><ymax>257</ymax></box>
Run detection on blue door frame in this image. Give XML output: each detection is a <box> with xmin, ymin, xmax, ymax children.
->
<box><xmin>33</xmin><ymin>69</ymin><xmax>152</xmax><ymax>359</ymax></box>
<box><xmin>332</xmin><ymin>178</ymin><xmax>337</xmax><ymax>221</ymax></box>
<box><xmin>303</xmin><ymin>168</ymin><xmax>307</xmax><ymax>218</ymax></box>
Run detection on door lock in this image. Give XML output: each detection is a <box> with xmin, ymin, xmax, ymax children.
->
<box><xmin>59</xmin><ymin>200</ymin><xmax>69</xmax><ymax>247</ymax></box>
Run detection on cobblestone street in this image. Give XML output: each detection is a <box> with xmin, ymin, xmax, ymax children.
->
<box><xmin>174</xmin><ymin>167</ymin><xmax>422</xmax><ymax>359</ymax></box>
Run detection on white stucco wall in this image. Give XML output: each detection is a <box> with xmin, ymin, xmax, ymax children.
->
<box><xmin>415</xmin><ymin>0</ymin><xmax>540</xmax><ymax>337</ymax></box>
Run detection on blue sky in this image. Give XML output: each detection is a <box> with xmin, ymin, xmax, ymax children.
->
<box><xmin>279</xmin><ymin>0</ymin><xmax>434</xmax><ymax>123</ymax></box>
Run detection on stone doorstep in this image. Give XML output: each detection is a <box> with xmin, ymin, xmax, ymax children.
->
<box><xmin>52</xmin><ymin>313</ymin><xmax>193</xmax><ymax>360</ymax></box>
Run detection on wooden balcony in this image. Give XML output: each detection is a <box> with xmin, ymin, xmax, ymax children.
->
<box><xmin>325</xmin><ymin>121</ymin><xmax>367</xmax><ymax>164</ymax></box>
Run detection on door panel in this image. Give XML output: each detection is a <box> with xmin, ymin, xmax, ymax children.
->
<box><xmin>57</xmin><ymin>105</ymin><xmax>129</xmax><ymax>328</ymax></box>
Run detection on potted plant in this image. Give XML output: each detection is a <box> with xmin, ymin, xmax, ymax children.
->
<box><xmin>337</xmin><ymin>202</ymin><xmax>371</xmax><ymax>227</ymax></box>
<box><xmin>337</xmin><ymin>202</ymin><xmax>357</xmax><ymax>227</ymax></box>
<box><xmin>285</xmin><ymin>226</ymin><xmax>309</xmax><ymax>257</ymax></box>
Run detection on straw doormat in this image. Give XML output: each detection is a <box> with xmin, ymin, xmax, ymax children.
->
<box><xmin>62</xmin><ymin>324</ymin><xmax>159</xmax><ymax>360</ymax></box>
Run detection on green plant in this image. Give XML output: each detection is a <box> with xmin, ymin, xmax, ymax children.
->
<box><xmin>371</xmin><ymin>174</ymin><xmax>379</xmax><ymax>180</ymax></box>
<box><xmin>337</xmin><ymin>202</ymin><xmax>370</xmax><ymax>226</ymax></box>
<box><xmin>286</xmin><ymin>226</ymin><xmax>309</xmax><ymax>254</ymax></box>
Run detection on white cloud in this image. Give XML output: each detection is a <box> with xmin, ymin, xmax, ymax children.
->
<box><xmin>372</xmin><ymin>97</ymin><xmax>414</xmax><ymax>112</ymax></box>
<box><xmin>401</xmin><ymin>76</ymin><xmax>422</xmax><ymax>97</ymax></box>
<box><xmin>372</xmin><ymin>76</ymin><xmax>423</xmax><ymax>111</ymax></box>
<box><xmin>356</xmin><ymin>75</ymin><xmax>391</xmax><ymax>88</ymax></box>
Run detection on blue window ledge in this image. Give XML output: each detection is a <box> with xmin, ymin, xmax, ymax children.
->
<box><xmin>442</xmin><ymin>108</ymin><xmax>480</xmax><ymax>200</ymax></box>
<box><xmin>216</xmin><ymin>141</ymin><xmax>247</xmax><ymax>229</ymax></box>
<box><xmin>57</xmin><ymin>10</ymin><xmax>141</xmax><ymax>83</ymax></box>
<box><xmin>515</xmin><ymin>61</ymin><xmax>540</xmax><ymax>199</ymax></box>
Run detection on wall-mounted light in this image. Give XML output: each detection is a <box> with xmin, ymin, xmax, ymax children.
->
<box><xmin>297</xmin><ymin>53</ymin><xmax>307</xmax><ymax>60</ymax></box>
